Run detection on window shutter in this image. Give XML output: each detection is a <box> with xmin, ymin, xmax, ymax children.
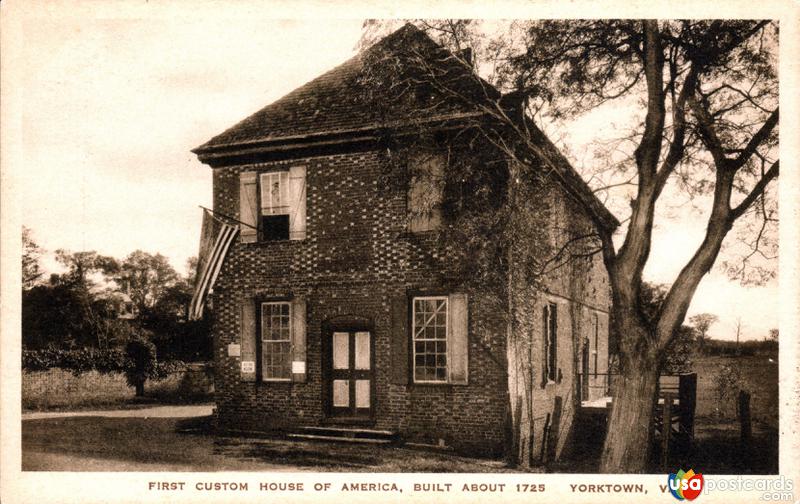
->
<box><xmin>291</xmin><ymin>297</ymin><xmax>307</xmax><ymax>383</ymax></box>
<box><xmin>408</xmin><ymin>154</ymin><xmax>444</xmax><ymax>232</ymax></box>
<box><xmin>239</xmin><ymin>171</ymin><xmax>258</xmax><ymax>243</ymax></box>
<box><xmin>289</xmin><ymin>165</ymin><xmax>307</xmax><ymax>240</ymax></box>
<box><xmin>391</xmin><ymin>295</ymin><xmax>409</xmax><ymax>385</ymax></box>
<box><xmin>240</xmin><ymin>300</ymin><xmax>257</xmax><ymax>382</ymax></box>
<box><xmin>541</xmin><ymin>305</ymin><xmax>549</xmax><ymax>388</ymax></box>
<box><xmin>448</xmin><ymin>293</ymin><xmax>469</xmax><ymax>385</ymax></box>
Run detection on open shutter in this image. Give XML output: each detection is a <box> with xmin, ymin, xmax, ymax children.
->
<box><xmin>289</xmin><ymin>165</ymin><xmax>307</xmax><ymax>240</ymax></box>
<box><xmin>541</xmin><ymin>305</ymin><xmax>549</xmax><ymax>388</ymax></box>
<box><xmin>239</xmin><ymin>171</ymin><xmax>258</xmax><ymax>243</ymax></box>
<box><xmin>448</xmin><ymin>293</ymin><xmax>469</xmax><ymax>385</ymax></box>
<box><xmin>291</xmin><ymin>297</ymin><xmax>307</xmax><ymax>382</ymax></box>
<box><xmin>240</xmin><ymin>300</ymin><xmax>257</xmax><ymax>382</ymax></box>
<box><xmin>390</xmin><ymin>295</ymin><xmax>409</xmax><ymax>385</ymax></box>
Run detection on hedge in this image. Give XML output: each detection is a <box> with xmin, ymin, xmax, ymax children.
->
<box><xmin>22</xmin><ymin>347</ymin><xmax>186</xmax><ymax>378</ymax></box>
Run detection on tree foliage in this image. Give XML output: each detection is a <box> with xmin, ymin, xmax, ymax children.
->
<box><xmin>22</xmin><ymin>226</ymin><xmax>44</xmax><ymax>289</ymax></box>
<box><xmin>688</xmin><ymin>312</ymin><xmax>719</xmax><ymax>350</ymax></box>
<box><xmin>357</xmin><ymin>19</ymin><xmax>778</xmax><ymax>472</ymax></box>
<box><xmin>115</xmin><ymin>250</ymin><xmax>180</xmax><ymax>314</ymax></box>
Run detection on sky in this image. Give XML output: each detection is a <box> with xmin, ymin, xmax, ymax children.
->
<box><xmin>14</xmin><ymin>8</ymin><xmax>779</xmax><ymax>341</ymax></box>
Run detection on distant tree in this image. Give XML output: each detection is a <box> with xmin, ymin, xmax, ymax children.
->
<box><xmin>22</xmin><ymin>277</ymin><xmax>122</xmax><ymax>349</ymax></box>
<box><xmin>115</xmin><ymin>251</ymin><xmax>179</xmax><ymax>314</ymax></box>
<box><xmin>689</xmin><ymin>313</ymin><xmax>719</xmax><ymax>352</ymax></box>
<box><xmin>639</xmin><ymin>282</ymin><xmax>695</xmax><ymax>373</ymax></box>
<box><xmin>22</xmin><ymin>226</ymin><xmax>44</xmax><ymax>289</ymax></box>
<box><xmin>768</xmin><ymin>328</ymin><xmax>778</xmax><ymax>342</ymax></box>
<box><xmin>138</xmin><ymin>256</ymin><xmax>211</xmax><ymax>362</ymax></box>
<box><xmin>54</xmin><ymin>249</ymin><xmax>119</xmax><ymax>287</ymax></box>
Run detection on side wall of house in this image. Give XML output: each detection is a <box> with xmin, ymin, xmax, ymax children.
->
<box><xmin>209</xmin><ymin>150</ymin><xmax>508</xmax><ymax>456</ymax></box>
<box><xmin>509</xmin><ymin>175</ymin><xmax>612</xmax><ymax>464</ymax></box>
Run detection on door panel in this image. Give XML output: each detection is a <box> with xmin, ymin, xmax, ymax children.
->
<box><xmin>333</xmin><ymin>332</ymin><xmax>349</xmax><ymax>369</ymax></box>
<box><xmin>354</xmin><ymin>332</ymin><xmax>370</xmax><ymax>370</ymax></box>
<box><xmin>327</xmin><ymin>330</ymin><xmax>373</xmax><ymax>418</ymax></box>
<box><xmin>355</xmin><ymin>379</ymin><xmax>370</xmax><ymax>408</ymax></box>
<box><xmin>332</xmin><ymin>379</ymin><xmax>349</xmax><ymax>407</ymax></box>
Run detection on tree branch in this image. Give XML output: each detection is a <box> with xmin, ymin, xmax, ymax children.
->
<box><xmin>729</xmin><ymin>160</ymin><xmax>779</xmax><ymax>221</ymax></box>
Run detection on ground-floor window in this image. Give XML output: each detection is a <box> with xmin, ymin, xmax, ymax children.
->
<box><xmin>412</xmin><ymin>296</ymin><xmax>448</xmax><ymax>383</ymax></box>
<box><xmin>544</xmin><ymin>302</ymin><xmax>558</xmax><ymax>383</ymax></box>
<box><xmin>261</xmin><ymin>301</ymin><xmax>291</xmax><ymax>380</ymax></box>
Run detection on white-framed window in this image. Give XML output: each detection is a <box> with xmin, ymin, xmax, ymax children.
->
<box><xmin>240</xmin><ymin>167</ymin><xmax>306</xmax><ymax>243</ymax></box>
<box><xmin>544</xmin><ymin>302</ymin><xmax>558</xmax><ymax>383</ymax></box>
<box><xmin>261</xmin><ymin>301</ymin><xmax>292</xmax><ymax>380</ymax></box>
<box><xmin>260</xmin><ymin>171</ymin><xmax>291</xmax><ymax>240</ymax></box>
<box><xmin>412</xmin><ymin>296</ymin><xmax>449</xmax><ymax>383</ymax></box>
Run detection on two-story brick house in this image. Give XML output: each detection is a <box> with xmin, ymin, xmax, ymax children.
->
<box><xmin>192</xmin><ymin>24</ymin><xmax>618</xmax><ymax>461</ymax></box>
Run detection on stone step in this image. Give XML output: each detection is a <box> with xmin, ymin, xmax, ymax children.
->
<box><xmin>289</xmin><ymin>425</ymin><xmax>399</xmax><ymax>443</ymax></box>
<box><xmin>287</xmin><ymin>433</ymin><xmax>393</xmax><ymax>444</ymax></box>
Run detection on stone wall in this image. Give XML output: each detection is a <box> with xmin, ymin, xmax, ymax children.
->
<box><xmin>22</xmin><ymin>364</ymin><xmax>214</xmax><ymax>410</ymax></box>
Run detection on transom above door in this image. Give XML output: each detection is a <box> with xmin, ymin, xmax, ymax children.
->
<box><xmin>327</xmin><ymin>330</ymin><xmax>374</xmax><ymax>419</ymax></box>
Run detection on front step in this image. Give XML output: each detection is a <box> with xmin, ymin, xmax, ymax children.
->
<box><xmin>288</xmin><ymin>426</ymin><xmax>399</xmax><ymax>445</ymax></box>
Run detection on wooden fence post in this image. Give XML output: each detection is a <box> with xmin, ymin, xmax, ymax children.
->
<box><xmin>738</xmin><ymin>390</ymin><xmax>752</xmax><ymax>453</ymax></box>
<box><xmin>661</xmin><ymin>392</ymin><xmax>674</xmax><ymax>471</ymax></box>
<box><xmin>679</xmin><ymin>373</ymin><xmax>697</xmax><ymax>443</ymax></box>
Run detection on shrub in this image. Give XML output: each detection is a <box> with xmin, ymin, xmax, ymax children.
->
<box><xmin>125</xmin><ymin>338</ymin><xmax>157</xmax><ymax>396</ymax></box>
<box><xmin>712</xmin><ymin>364</ymin><xmax>745</xmax><ymax>419</ymax></box>
<box><xmin>22</xmin><ymin>346</ymin><xmax>128</xmax><ymax>375</ymax></box>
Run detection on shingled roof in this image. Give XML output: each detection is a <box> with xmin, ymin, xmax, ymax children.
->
<box><xmin>193</xmin><ymin>24</ymin><xmax>487</xmax><ymax>155</ymax></box>
<box><xmin>194</xmin><ymin>23</ymin><xmax>619</xmax><ymax>230</ymax></box>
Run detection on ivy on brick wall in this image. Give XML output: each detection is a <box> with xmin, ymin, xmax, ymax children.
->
<box><xmin>22</xmin><ymin>347</ymin><xmax>186</xmax><ymax>378</ymax></box>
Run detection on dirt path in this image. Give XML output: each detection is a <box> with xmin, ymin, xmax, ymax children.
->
<box><xmin>22</xmin><ymin>404</ymin><xmax>214</xmax><ymax>420</ymax></box>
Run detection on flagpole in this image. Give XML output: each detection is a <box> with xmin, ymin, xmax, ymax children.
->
<box><xmin>198</xmin><ymin>205</ymin><xmax>258</xmax><ymax>230</ymax></box>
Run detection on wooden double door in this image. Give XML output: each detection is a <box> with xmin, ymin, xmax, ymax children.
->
<box><xmin>325</xmin><ymin>329</ymin><xmax>374</xmax><ymax>419</ymax></box>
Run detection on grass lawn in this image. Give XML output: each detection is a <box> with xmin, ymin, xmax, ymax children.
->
<box><xmin>22</xmin><ymin>415</ymin><xmax>520</xmax><ymax>473</ymax></box>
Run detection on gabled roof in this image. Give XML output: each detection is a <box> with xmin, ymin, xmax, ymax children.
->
<box><xmin>193</xmin><ymin>24</ymin><xmax>490</xmax><ymax>156</ymax></box>
<box><xmin>194</xmin><ymin>23</ymin><xmax>619</xmax><ymax>230</ymax></box>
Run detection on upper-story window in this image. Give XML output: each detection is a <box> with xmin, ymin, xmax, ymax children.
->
<box><xmin>239</xmin><ymin>166</ymin><xmax>306</xmax><ymax>243</ymax></box>
<box><xmin>260</xmin><ymin>171</ymin><xmax>291</xmax><ymax>240</ymax></box>
<box><xmin>408</xmin><ymin>153</ymin><xmax>445</xmax><ymax>232</ymax></box>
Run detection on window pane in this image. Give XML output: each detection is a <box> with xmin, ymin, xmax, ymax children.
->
<box><xmin>261</xmin><ymin>302</ymin><xmax>291</xmax><ymax>379</ymax></box>
<box><xmin>333</xmin><ymin>332</ymin><xmax>349</xmax><ymax>370</ymax></box>
<box><xmin>333</xmin><ymin>380</ymin><xmax>349</xmax><ymax>407</ymax></box>
<box><xmin>260</xmin><ymin>171</ymin><xmax>290</xmax><ymax>216</ymax></box>
<box><xmin>355</xmin><ymin>332</ymin><xmax>370</xmax><ymax>370</ymax></box>
<box><xmin>412</xmin><ymin>297</ymin><xmax>448</xmax><ymax>382</ymax></box>
<box><xmin>355</xmin><ymin>380</ymin><xmax>370</xmax><ymax>408</ymax></box>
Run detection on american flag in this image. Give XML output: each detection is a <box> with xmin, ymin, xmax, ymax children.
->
<box><xmin>189</xmin><ymin>208</ymin><xmax>238</xmax><ymax>320</ymax></box>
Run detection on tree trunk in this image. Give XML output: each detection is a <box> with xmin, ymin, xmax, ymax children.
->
<box><xmin>135</xmin><ymin>380</ymin><xmax>145</xmax><ymax>397</ymax></box>
<box><xmin>600</xmin><ymin>350</ymin><xmax>660</xmax><ymax>472</ymax></box>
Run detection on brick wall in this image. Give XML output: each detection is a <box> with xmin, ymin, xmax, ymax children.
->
<box><xmin>210</xmin><ymin>150</ymin><xmax>508</xmax><ymax>456</ymax></box>
<box><xmin>507</xmin><ymin>175</ymin><xmax>613</xmax><ymax>463</ymax></box>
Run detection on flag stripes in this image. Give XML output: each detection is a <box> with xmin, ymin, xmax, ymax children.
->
<box><xmin>189</xmin><ymin>210</ymin><xmax>238</xmax><ymax>320</ymax></box>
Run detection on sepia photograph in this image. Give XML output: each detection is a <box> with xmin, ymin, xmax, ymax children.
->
<box><xmin>2</xmin><ymin>2</ymin><xmax>798</xmax><ymax>503</ymax></box>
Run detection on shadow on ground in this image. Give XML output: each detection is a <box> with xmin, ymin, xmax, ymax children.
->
<box><xmin>23</xmin><ymin>415</ymin><xmax>517</xmax><ymax>473</ymax></box>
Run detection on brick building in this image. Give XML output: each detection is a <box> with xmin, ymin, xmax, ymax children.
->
<box><xmin>192</xmin><ymin>24</ymin><xmax>618</xmax><ymax>460</ymax></box>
